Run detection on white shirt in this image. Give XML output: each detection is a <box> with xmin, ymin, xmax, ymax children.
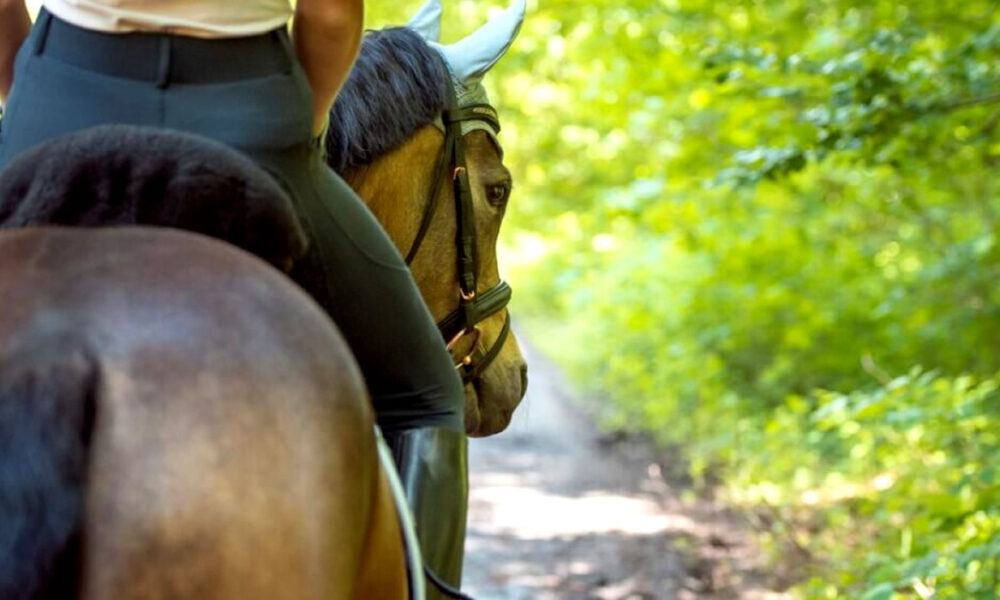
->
<box><xmin>42</xmin><ymin>0</ymin><xmax>293</xmax><ymax>38</ymax></box>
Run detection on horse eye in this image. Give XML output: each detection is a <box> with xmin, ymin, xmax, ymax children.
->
<box><xmin>486</xmin><ymin>183</ymin><xmax>511</xmax><ymax>206</ymax></box>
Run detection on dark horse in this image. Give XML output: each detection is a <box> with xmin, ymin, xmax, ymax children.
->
<box><xmin>0</xmin><ymin>132</ymin><xmax>410</xmax><ymax>599</ymax></box>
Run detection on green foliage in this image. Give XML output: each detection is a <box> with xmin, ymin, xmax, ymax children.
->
<box><xmin>370</xmin><ymin>2</ymin><xmax>1000</xmax><ymax>597</ymax></box>
<box><xmin>746</xmin><ymin>370</ymin><xmax>1000</xmax><ymax>598</ymax></box>
<box><xmin>434</xmin><ymin>0</ymin><xmax>1000</xmax><ymax>597</ymax></box>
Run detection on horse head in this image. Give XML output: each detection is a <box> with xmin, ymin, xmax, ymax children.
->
<box><xmin>327</xmin><ymin>0</ymin><xmax>527</xmax><ymax>437</ymax></box>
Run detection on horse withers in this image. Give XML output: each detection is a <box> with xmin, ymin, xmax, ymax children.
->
<box><xmin>0</xmin><ymin>227</ymin><xmax>407</xmax><ymax>599</ymax></box>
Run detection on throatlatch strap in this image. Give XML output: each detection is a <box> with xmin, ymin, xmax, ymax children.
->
<box><xmin>404</xmin><ymin>134</ymin><xmax>452</xmax><ymax>265</ymax></box>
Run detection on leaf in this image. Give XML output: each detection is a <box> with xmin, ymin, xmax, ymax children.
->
<box><xmin>862</xmin><ymin>583</ymin><xmax>896</xmax><ymax>600</ymax></box>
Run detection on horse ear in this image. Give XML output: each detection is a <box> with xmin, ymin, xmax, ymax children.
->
<box><xmin>407</xmin><ymin>0</ymin><xmax>442</xmax><ymax>43</ymax></box>
<box><xmin>432</xmin><ymin>0</ymin><xmax>525</xmax><ymax>85</ymax></box>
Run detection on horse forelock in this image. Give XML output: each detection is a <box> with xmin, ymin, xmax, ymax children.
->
<box><xmin>325</xmin><ymin>27</ymin><xmax>449</xmax><ymax>173</ymax></box>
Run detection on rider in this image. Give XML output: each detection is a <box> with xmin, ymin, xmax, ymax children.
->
<box><xmin>0</xmin><ymin>0</ymin><xmax>468</xmax><ymax>593</ymax></box>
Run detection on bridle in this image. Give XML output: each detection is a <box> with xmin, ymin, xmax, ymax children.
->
<box><xmin>403</xmin><ymin>71</ymin><xmax>513</xmax><ymax>385</ymax></box>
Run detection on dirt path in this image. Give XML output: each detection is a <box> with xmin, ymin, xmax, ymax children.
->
<box><xmin>462</xmin><ymin>336</ymin><xmax>788</xmax><ymax>600</ymax></box>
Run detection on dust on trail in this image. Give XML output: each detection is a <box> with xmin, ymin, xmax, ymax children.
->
<box><xmin>462</xmin><ymin>336</ymin><xmax>788</xmax><ymax>600</ymax></box>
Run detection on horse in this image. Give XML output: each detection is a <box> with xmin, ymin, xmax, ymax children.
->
<box><xmin>0</xmin><ymin>228</ymin><xmax>409</xmax><ymax>600</ymax></box>
<box><xmin>0</xmin><ymin>130</ymin><xmax>411</xmax><ymax>600</ymax></box>
<box><xmin>328</xmin><ymin>0</ymin><xmax>528</xmax><ymax>437</ymax></box>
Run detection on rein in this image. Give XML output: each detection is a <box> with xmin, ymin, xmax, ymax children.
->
<box><xmin>403</xmin><ymin>72</ymin><xmax>512</xmax><ymax>386</ymax></box>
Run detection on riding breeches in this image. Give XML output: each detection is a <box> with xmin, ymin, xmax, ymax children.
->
<box><xmin>0</xmin><ymin>10</ymin><xmax>465</xmax><ymax>434</ymax></box>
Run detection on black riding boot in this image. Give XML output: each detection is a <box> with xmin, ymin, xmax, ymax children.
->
<box><xmin>384</xmin><ymin>427</ymin><xmax>468</xmax><ymax>599</ymax></box>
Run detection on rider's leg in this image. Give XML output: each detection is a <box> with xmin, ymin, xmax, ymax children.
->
<box><xmin>382</xmin><ymin>427</ymin><xmax>468</xmax><ymax>593</ymax></box>
<box><xmin>168</xmin><ymin>36</ymin><xmax>472</xmax><ymax>594</ymax></box>
<box><xmin>248</xmin><ymin>147</ymin><xmax>470</xmax><ymax>596</ymax></box>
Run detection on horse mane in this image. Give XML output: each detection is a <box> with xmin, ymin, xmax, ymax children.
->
<box><xmin>0</xmin><ymin>125</ymin><xmax>308</xmax><ymax>272</ymax></box>
<box><xmin>325</xmin><ymin>27</ymin><xmax>449</xmax><ymax>173</ymax></box>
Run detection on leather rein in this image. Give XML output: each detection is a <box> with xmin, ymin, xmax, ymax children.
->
<box><xmin>402</xmin><ymin>82</ymin><xmax>512</xmax><ymax>385</ymax></box>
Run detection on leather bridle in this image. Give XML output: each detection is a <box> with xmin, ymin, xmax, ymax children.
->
<box><xmin>403</xmin><ymin>75</ymin><xmax>512</xmax><ymax>385</ymax></box>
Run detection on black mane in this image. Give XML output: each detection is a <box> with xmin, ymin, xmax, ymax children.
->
<box><xmin>0</xmin><ymin>125</ymin><xmax>307</xmax><ymax>271</ymax></box>
<box><xmin>325</xmin><ymin>27</ymin><xmax>449</xmax><ymax>173</ymax></box>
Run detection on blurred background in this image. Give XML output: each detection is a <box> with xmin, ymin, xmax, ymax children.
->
<box><xmin>16</xmin><ymin>0</ymin><xmax>995</xmax><ymax>597</ymax></box>
<box><xmin>370</xmin><ymin>1</ymin><xmax>1000</xmax><ymax>598</ymax></box>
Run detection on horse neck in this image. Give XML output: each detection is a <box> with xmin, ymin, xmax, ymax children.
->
<box><xmin>341</xmin><ymin>126</ymin><xmax>459</xmax><ymax>319</ymax></box>
<box><xmin>342</xmin><ymin>126</ymin><xmax>443</xmax><ymax>253</ymax></box>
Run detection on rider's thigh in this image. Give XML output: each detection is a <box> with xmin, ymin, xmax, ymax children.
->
<box><xmin>248</xmin><ymin>148</ymin><xmax>466</xmax><ymax>434</ymax></box>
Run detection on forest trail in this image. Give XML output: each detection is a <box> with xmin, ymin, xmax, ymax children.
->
<box><xmin>462</xmin><ymin>334</ymin><xmax>788</xmax><ymax>600</ymax></box>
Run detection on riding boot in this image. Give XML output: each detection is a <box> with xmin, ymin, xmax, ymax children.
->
<box><xmin>383</xmin><ymin>427</ymin><xmax>468</xmax><ymax>599</ymax></box>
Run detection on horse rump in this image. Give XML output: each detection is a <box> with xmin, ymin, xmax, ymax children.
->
<box><xmin>0</xmin><ymin>338</ymin><xmax>98</xmax><ymax>600</ymax></box>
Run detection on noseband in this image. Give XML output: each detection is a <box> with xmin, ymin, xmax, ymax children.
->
<box><xmin>403</xmin><ymin>74</ymin><xmax>512</xmax><ymax>385</ymax></box>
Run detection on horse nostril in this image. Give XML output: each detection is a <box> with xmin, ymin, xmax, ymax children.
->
<box><xmin>519</xmin><ymin>364</ymin><xmax>528</xmax><ymax>399</ymax></box>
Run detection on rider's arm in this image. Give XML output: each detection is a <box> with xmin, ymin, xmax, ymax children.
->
<box><xmin>0</xmin><ymin>0</ymin><xmax>31</xmax><ymax>104</ymax></box>
<box><xmin>292</xmin><ymin>0</ymin><xmax>363</xmax><ymax>136</ymax></box>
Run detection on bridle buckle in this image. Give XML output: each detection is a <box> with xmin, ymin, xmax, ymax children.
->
<box><xmin>446</xmin><ymin>326</ymin><xmax>481</xmax><ymax>371</ymax></box>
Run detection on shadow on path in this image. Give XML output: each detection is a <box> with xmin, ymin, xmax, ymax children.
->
<box><xmin>462</xmin><ymin>332</ymin><xmax>787</xmax><ymax>600</ymax></box>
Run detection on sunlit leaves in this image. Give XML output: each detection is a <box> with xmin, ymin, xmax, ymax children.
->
<box><xmin>366</xmin><ymin>2</ymin><xmax>1000</xmax><ymax>597</ymax></box>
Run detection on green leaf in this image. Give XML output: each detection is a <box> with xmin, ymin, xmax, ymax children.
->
<box><xmin>862</xmin><ymin>583</ymin><xmax>895</xmax><ymax>600</ymax></box>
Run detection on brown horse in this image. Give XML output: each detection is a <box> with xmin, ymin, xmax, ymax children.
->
<box><xmin>0</xmin><ymin>227</ymin><xmax>407</xmax><ymax>599</ymax></box>
<box><xmin>328</xmin><ymin>4</ymin><xmax>528</xmax><ymax>436</ymax></box>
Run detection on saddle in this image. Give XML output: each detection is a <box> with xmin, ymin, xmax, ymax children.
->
<box><xmin>0</xmin><ymin>125</ymin><xmax>307</xmax><ymax>272</ymax></box>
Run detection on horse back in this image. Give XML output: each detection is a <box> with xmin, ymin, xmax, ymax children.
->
<box><xmin>0</xmin><ymin>227</ymin><xmax>405</xmax><ymax>599</ymax></box>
